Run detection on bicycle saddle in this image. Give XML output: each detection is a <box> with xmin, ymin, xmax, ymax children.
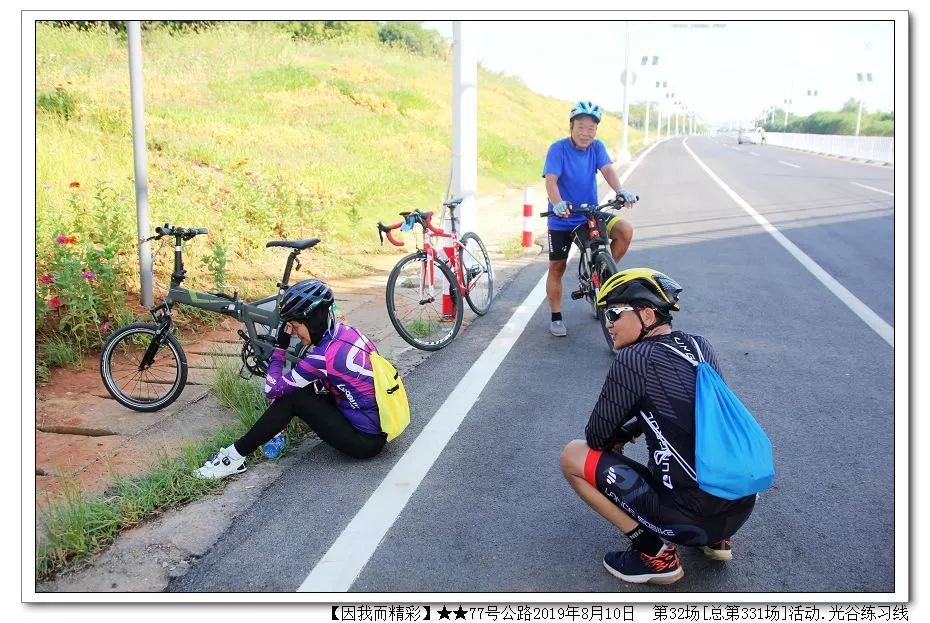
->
<box><xmin>265</xmin><ymin>238</ymin><xmax>320</xmax><ymax>250</ymax></box>
<box><xmin>443</xmin><ymin>197</ymin><xmax>463</xmax><ymax>209</ymax></box>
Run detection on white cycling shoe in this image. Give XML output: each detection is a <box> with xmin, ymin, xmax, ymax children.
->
<box><xmin>195</xmin><ymin>448</ymin><xmax>246</xmax><ymax>480</ymax></box>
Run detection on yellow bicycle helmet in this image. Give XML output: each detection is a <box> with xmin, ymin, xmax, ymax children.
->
<box><xmin>596</xmin><ymin>268</ymin><xmax>682</xmax><ymax>311</ymax></box>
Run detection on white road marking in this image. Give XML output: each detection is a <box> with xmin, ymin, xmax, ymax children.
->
<box><xmin>778</xmin><ymin>160</ymin><xmax>801</xmax><ymax>168</ymax></box>
<box><xmin>851</xmin><ymin>181</ymin><xmax>894</xmax><ymax>197</ymax></box>
<box><xmin>298</xmin><ymin>144</ymin><xmax>656</xmax><ymax>592</ymax></box>
<box><xmin>748</xmin><ymin>151</ymin><xmax>760</xmax><ymax>157</ymax></box>
<box><xmin>682</xmin><ymin>138</ymin><xmax>893</xmax><ymax>348</ymax></box>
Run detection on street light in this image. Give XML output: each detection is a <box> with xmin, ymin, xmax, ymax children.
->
<box><xmin>655</xmin><ymin>80</ymin><xmax>668</xmax><ymax>140</ymax></box>
<box><xmin>783</xmin><ymin>97</ymin><xmax>792</xmax><ymax>130</ymax></box>
<box><xmin>855</xmin><ymin>72</ymin><xmax>872</xmax><ymax>136</ymax></box>
<box><xmin>640</xmin><ymin>54</ymin><xmax>660</xmax><ymax>143</ymax></box>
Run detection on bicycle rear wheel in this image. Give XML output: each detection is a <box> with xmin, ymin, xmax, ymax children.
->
<box><xmin>459</xmin><ymin>232</ymin><xmax>494</xmax><ymax>316</ymax></box>
<box><xmin>386</xmin><ymin>252</ymin><xmax>464</xmax><ymax>351</ymax></box>
<box><xmin>100</xmin><ymin>322</ymin><xmax>188</xmax><ymax>411</ymax></box>
<box><xmin>592</xmin><ymin>252</ymin><xmax>619</xmax><ymax>354</ymax></box>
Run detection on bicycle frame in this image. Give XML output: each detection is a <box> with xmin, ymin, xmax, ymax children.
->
<box><xmin>148</xmin><ymin>228</ymin><xmax>311</xmax><ymax>368</ymax></box>
<box><xmin>380</xmin><ymin>204</ymin><xmax>474</xmax><ymax>316</ymax></box>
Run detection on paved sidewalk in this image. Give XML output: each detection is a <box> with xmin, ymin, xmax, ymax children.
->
<box><xmin>34</xmin><ymin>181</ymin><xmax>550</xmax><ymax>511</ymax></box>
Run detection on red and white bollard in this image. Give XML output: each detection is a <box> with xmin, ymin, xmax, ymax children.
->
<box><xmin>522</xmin><ymin>187</ymin><xmax>534</xmax><ymax>248</ymax></box>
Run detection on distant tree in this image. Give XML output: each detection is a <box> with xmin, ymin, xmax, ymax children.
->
<box><xmin>378</xmin><ymin>22</ymin><xmax>445</xmax><ymax>57</ymax></box>
<box><xmin>840</xmin><ymin>98</ymin><xmax>860</xmax><ymax>113</ymax></box>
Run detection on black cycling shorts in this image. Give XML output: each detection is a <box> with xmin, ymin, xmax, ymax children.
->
<box><xmin>584</xmin><ymin>448</ymin><xmax>756</xmax><ymax>546</ymax></box>
<box><xmin>547</xmin><ymin>228</ymin><xmax>577</xmax><ymax>261</ymax></box>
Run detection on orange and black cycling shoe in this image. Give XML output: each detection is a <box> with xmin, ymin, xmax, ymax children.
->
<box><xmin>602</xmin><ymin>543</ymin><xmax>684</xmax><ymax>585</ymax></box>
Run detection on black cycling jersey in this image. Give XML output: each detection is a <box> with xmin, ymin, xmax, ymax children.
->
<box><xmin>586</xmin><ymin>330</ymin><xmax>719</xmax><ymax>496</ymax></box>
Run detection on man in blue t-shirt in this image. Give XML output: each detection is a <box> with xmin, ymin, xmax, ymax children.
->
<box><xmin>543</xmin><ymin>100</ymin><xmax>637</xmax><ymax>337</ymax></box>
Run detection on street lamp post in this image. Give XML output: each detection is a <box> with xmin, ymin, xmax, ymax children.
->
<box><xmin>855</xmin><ymin>72</ymin><xmax>872</xmax><ymax>136</ymax></box>
<box><xmin>783</xmin><ymin>97</ymin><xmax>792</xmax><ymax>130</ymax></box>
<box><xmin>641</xmin><ymin>55</ymin><xmax>659</xmax><ymax>143</ymax></box>
<box><xmin>656</xmin><ymin>81</ymin><xmax>668</xmax><ymax>140</ymax></box>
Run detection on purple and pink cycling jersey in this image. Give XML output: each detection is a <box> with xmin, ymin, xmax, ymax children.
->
<box><xmin>263</xmin><ymin>323</ymin><xmax>381</xmax><ymax>435</ymax></box>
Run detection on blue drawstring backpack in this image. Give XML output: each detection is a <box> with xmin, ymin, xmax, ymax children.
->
<box><xmin>662</xmin><ymin>338</ymin><xmax>775</xmax><ymax>500</ymax></box>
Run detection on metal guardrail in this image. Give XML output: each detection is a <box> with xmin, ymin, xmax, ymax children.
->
<box><xmin>723</xmin><ymin>131</ymin><xmax>894</xmax><ymax>164</ymax></box>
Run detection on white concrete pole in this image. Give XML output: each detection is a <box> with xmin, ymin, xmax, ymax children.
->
<box><xmin>452</xmin><ymin>21</ymin><xmax>478</xmax><ymax>235</ymax></box>
<box><xmin>127</xmin><ymin>21</ymin><xmax>153</xmax><ymax>308</ymax></box>
<box><xmin>619</xmin><ymin>22</ymin><xmax>631</xmax><ymax>162</ymax></box>
<box><xmin>644</xmin><ymin>100</ymin><xmax>650</xmax><ymax>143</ymax></box>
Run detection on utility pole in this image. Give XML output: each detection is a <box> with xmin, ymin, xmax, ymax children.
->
<box><xmin>127</xmin><ymin>21</ymin><xmax>153</xmax><ymax>308</ymax></box>
<box><xmin>855</xmin><ymin>72</ymin><xmax>872</xmax><ymax>136</ymax></box>
<box><xmin>619</xmin><ymin>22</ymin><xmax>632</xmax><ymax>162</ymax></box>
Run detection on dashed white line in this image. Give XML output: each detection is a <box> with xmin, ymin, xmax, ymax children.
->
<box><xmin>778</xmin><ymin>160</ymin><xmax>801</xmax><ymax>168</ymax></box>
<box><xmin>682</xmin><ymin>138</ymin><xmax>893</xmax><ymax>348</ymax></box>
<box><xmin>851</xmin><ymin>182</ymin><xmax>894</xmax><ymax>197</ymax></box>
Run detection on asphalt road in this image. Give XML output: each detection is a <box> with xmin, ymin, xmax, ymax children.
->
<box><xmin>169</xmin><ymin>137</ymin><xmax>896</xmax><ymax>595</ymax></box>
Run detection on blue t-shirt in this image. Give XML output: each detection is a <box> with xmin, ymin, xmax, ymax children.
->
<box><xmin>542</xmin><ymin>138</ymin><xmax>612</xmax><ymax>231</ymax></box>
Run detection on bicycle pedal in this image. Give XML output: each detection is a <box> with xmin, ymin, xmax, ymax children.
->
<box><xmin>570</xmin><ymin>289</ymin><xmax>585</xmax><ymax>300</ymax></box>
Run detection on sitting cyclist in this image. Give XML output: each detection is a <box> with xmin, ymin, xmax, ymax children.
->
<box><xmin>543</xmin><ymin>100</ymin><xmax>639</xmax><ymax>337</ymax></box>
<box><xmin>559</xmin><ymin>268</ymin><xmax>757</xmax><ymax>584</ymax></box>
<box><xmin>196</xmin><ymin>279</ymin><xmax>386</xmax><ymax>479</ymax></box>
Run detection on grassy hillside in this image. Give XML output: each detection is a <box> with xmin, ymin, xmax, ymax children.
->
<box><xmin>34</xmin><ymin>21</ymin><xmax>634</xmax><ymax>366</ymax></box>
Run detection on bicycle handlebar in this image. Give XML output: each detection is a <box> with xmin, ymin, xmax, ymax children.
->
<box><xmin>375</xmin><ymin>210</ymin><xmax>448</xmax><ymax>246</ymax></box>
<box><xmin>150</xmin><ymin>224</ymin><xmax>209</xmax><ymax>241</ymax></box>
<box><xmin>538</xmin><ymin>195</ymin><xmax>635</xmax><ymax>218</ymax></box>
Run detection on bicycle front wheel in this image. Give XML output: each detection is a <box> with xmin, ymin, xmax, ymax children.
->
<box><xmin>385</xmin><ymin>252</ymin><xmax>464</xmax><ymax>351</ymax></box>
<box><xmin>459</xmin><ymin>232</ymin><xmax>494</xmax><ymax>316</ymax></box>
<box><xmin>100</xmin><ymin>322</ymin><xmax>188</xmax><ymax>411</ymax></box>
<box><xmin>592</xmin><ymin>252</ymin><xmax>619</xmax><ymax>354</ymax></box>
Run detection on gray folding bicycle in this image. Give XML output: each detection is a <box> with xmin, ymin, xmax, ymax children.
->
<box><xmin>99</xmin><ymin>224</ymin><xmax>316</xmax><ymax>412</ymax></box>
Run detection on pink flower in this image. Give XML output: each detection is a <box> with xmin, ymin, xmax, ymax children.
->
<box><xmin>40</xmin><ymin>273</ymin><xmax>53</xmax><ymax>284</ymax></box>
<box><xmin>100</xmin><ymin>321</ymin><xmax>111</xmax><ymax>334</ymax></box>
<box><xmin>49</xmin><ymin>297</ymin><xmax>62</xmax><ymax>309</ymax></box>
<box><xmin>55</xmin><ymin>235</ymin><xmax>68</xmax><ymax>244</ymax></box>
<box><xmin>82</xmin><ymin>270</ymin><xmax>96</xmax><ymax>280</ymax></box>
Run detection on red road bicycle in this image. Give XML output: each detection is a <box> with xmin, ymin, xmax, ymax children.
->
<box><xmin>377</xmin><ymin>198</ymin><xmax>494</xmax><ymax>351</ymax></box>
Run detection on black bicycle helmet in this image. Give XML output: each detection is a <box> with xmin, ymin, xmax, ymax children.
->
<box><xmin>596</xmin><ymin>268</ymin><xmax>682</xmax><ymax>311</ymax></box>
<box><xmin>279</xmin><ymin>279</ymin><xmax>334</xmax><ymax>323</ymax></box>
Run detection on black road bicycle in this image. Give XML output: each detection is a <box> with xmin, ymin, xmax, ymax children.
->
<box><xmin>541</xmin><ymin>195</ymin><xmax>635</xmax><ymax>353</ymax></box>
<box><xmin>99</xmin><ymin>224</ymin><xmax>315</xmax><ymax>412</ymax></box>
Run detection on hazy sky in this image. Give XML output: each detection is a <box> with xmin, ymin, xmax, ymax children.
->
<box><xmin>423</xmin><ymin>20</ymin><xmax>896</xmax><ymax>126</ymax></box>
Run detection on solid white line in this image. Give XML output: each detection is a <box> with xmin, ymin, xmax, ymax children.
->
<box><xmin>748</xmin><ymin>151</ymin><xmax>760</xmax><ymax>157</ymax></box>
<box><xmin>778</xmin><ymin>160</ymin><xmax>801</xmax><ymax>168</ymax></box>
<box><xmin>298</xmin><ymin>140</ymin><xmax>654</xmax><ymax>593</ymax></box>
<box><xmin>851</xmin><ymin>181</ymin><xmax>894</xmax><ymax>197</ymax></box>
<box><xmin>298</xmin><ymin>276</ymin><xmax>547</xmax><ymax>592</ymax></box>
<box><xmin>682</xmin><ymin>138</ymin><xmax>893</xmax><ymax>347</ymax></box>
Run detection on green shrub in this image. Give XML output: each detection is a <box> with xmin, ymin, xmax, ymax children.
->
<box><xmin>378</xmin><ymin>22</ymin><xmax>445</xmax><ymax>57</ymax></box>
<box><xmin>36</xmin><ymin>87</ymin><xmax>78</xmax><ymax>120</ymax></box>
<box><xmin>284</xmin><ymin>21</ymin><xmax>379</xmax><ymax>44</ymax></box>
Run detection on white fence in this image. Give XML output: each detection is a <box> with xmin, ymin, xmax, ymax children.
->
<box><xmin>754</xmin><ymin>132</ymin><xmax>894</xmax><ymax>164</ymax></box>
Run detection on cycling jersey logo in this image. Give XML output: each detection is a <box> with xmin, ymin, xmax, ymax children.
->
<box><xmin>336</xmin><ymin>383</ymin><xmax>360</xmax><ymax>409</ymax></box>
<box><xmin>672</xmin><ymin>336</ymin><xmax>698</xmax><ymax>363</ymax></box>
<box><xmin>641</xmin><ymin>410</ymin><xmax>698</xmax><ymax>489</ymax></box>
<box><xmin>606</xmin><ymin>466</ymin><xmax>617</xmax><ymax>485</ymax></box>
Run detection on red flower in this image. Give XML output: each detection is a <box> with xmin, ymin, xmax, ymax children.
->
<box><xmin>66</xmin><ymin>235</ymin><xmax>77</xmax><ymax>244</ymax></box>
<box><xmin>49</xmin><ymin>297</ymin><xmax>62</xmax><ymax>309</ymax></box>
<box><xmin>69</xmin><ymin>181</ymin><xmax>80</xmax><ymax>188</ymax></box>
<box><xmin>82</xmin><ymin>270</ymin><xmax>96</xmax><ymax>280</ymax></box>
<box><xmin>40</xmin><ymin>273</ymin><xmax>53</xmax><ymax>284</ymax></box>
